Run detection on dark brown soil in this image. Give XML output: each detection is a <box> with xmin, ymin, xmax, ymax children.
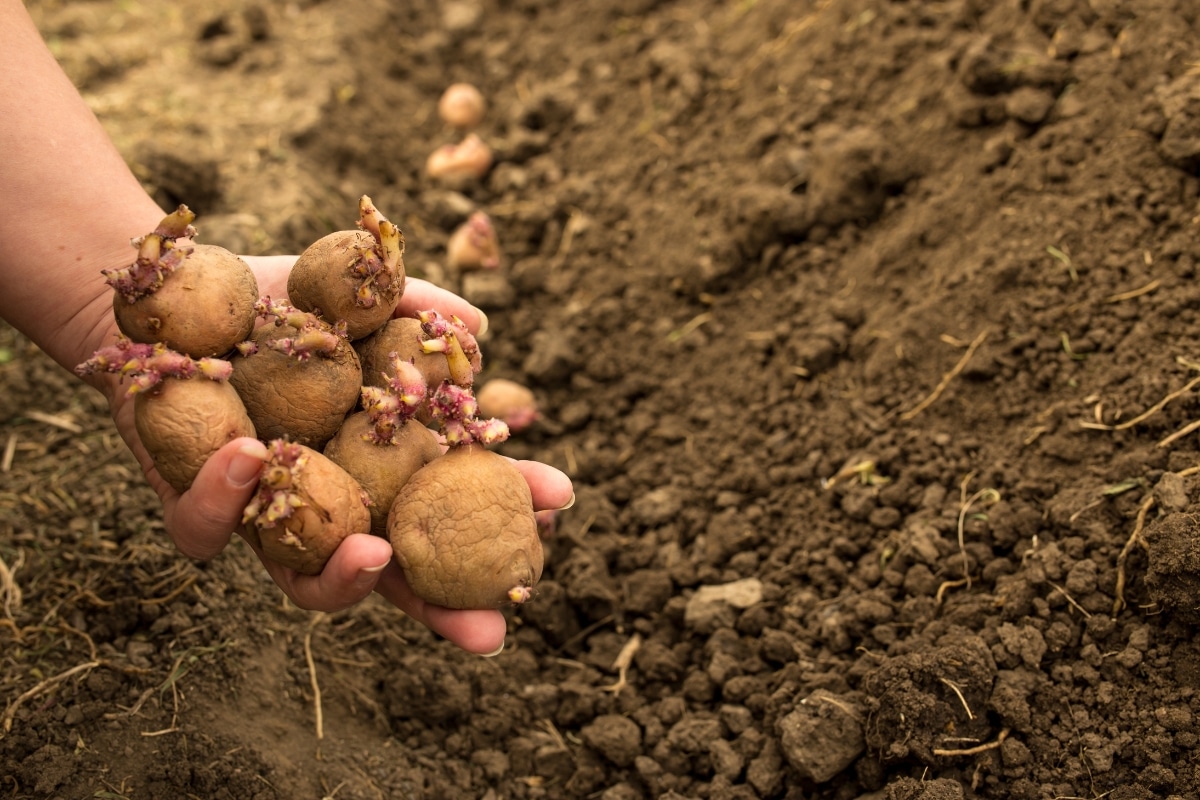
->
<box><xmin>6</xmin><ymin>1</ymin><xmax>1200</xmax><ymax>798</ymax></box>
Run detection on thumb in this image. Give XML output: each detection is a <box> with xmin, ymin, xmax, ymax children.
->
<box><xmin>163</xmin><ymin>437</ymin><xmax>267</xmax><ymax>561</ymax></box>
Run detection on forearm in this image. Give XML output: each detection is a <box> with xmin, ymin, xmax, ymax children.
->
<box><xmin>0</xmin><ymin>0</ymin><xmax>164</xmax><ymax>378</ymax></box>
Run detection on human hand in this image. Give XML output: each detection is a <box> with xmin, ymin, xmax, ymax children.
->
<box><xmin>102</xmin><ymin>255</ymin><xmax>573</xmax><ymax>655</ymax></box>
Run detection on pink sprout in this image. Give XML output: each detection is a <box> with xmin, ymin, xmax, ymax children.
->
<box><xmin>352</xmin><ymin>195</ymin><xmax>405</xmax><ymax>309</ymax></box>
<box><xmin>103</xmin><ymin>205</ymin><xmax>198</xmax><ymax>302</ymax></box>
<box><xmin>428</xmin><ymin>380</ymin><xmax>510</xmax><ymax>447</ymax></box>
<box><xmin>417</xmin><ymin>309</ymin><xmax>482</xmax><ymax>386</ymax></box>
<box><xmin>75</xmin><ymin>336</ymin><xmax>232</xmax><ymax>396</ymax></box>
<box><xmin>359</xmin><ymin>355</ymin><xmax>428</xmax><ymax>445</ymax></box>
<box><xmin>242</xmin><ymin>440</ymin><xmax>309</xmax><ymax>529</ymax></box>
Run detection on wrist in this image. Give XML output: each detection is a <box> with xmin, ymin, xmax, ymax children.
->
<box><xmin>35</xmin><ymin>233</ymin><xmax>149</xmax><ymax>399</ymax></box>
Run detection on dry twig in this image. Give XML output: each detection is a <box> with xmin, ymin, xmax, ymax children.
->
<box><xmin>900</xmin><ymin>330</ymin><xmax>989</xmax><ymax>421</ymax></box>
<box><xmin>1080</xmin><ymin>375</ymin><xmax>1200</xmax><ymax>432</ymax></box>
<box><xmin>956</xmin><ymin>474</ymin><xmax>1000</xmax><ymax>590</ymax></box>
<box><xmin>306</xmin><ymin>612</ymin><xmax>327</xmax><ymax>740</ymax></box>
<box><xmin>933</xmin><ymin>728</ymin><xmax>1010</xmax><ymax>757</ymax></box>
<box><xmin>602</xmin><ymin>633</ymin><xmax>642</xmax><ymax>694</ymax></box>
<box><xmin>1112</xmin><ymin>494</ymin><xmax>1156</xmax><ymax>616</ymax></box>
<box><xmin>24</xmin><ymin>409</ymin><xmax>84</xmax><ymax>433</ymax></box>
<box><xmin>1157</xmin><ymin>418</ymin><xmax>1200</xmax><ymax>448</ymax></box>
<box><xmin>0</xmin><ymin>549</ymin><xmax>22</xmax><ymax>619</ymax></box>
<box><xmin>939</xmin><ymin>677</ymin><xmax>974</xmax><ymax>720</ymax></box>
<box><xmin>1</xmin><ymin>660</ymin><xmax>101</xmax><ymax>735</ymax></box>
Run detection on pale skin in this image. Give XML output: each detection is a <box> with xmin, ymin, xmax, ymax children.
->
<box><xmin>0</xmin><ymin>1</ymin><xmax>573</xmax><ymax>655</ymax></box>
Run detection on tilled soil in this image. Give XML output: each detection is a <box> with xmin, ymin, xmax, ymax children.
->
<box><xmin>5</xmin><ymin>1</ymin><xmax>1200</xmax><ymax>798</ymax></box>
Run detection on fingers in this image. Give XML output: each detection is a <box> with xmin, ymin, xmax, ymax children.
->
<box><xmin>255</xmin><ymin>533</ymin><xmax>394</xmax><ymax>613</ymax></box>
<box><xmin>250</xmin><ymin>536</ymin><xmax>506</xmax><ymax>653</ymax></box>
<box><xmin>397</xmin><ymin>277</ymin><xmax>488</xmax><ymax>335</ymax></box>
<box><xmin>373</xmin><ymin>562</ymin><xmax>508</xmax><ymax>655</ymax></box>
<box><xmin>511</xmin><ymin>459</ymin><xmax>575</xmax><ymax>511</ymax></box>
<box><xmin>162</xmin><ymin>437</ymin><xmax>267</xmax><ymax>561</ymax></box>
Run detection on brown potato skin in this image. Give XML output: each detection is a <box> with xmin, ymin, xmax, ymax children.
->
<box><xmin>249</xmin><ymin>446</ymin><xmax>371</xmax><ymax>575</ymax></box>
<box><xmin>388</xmin><ymin>445</ymin><xmax>541</xmax><ymax>609</ymax></box>
<box><xmin>113</xmin><ymin>244</ymin><xmax>258</xmax><ymax>358</ymax></box>
<box><xmin>288</xmin><ymin>230</ymin><xmax>404</xmax><ymax>340</ymax></box>
<box><xmin>354</xmin><ymin>317</ymin><xmax>452</xmax><ymax>423</ymax></box>
<box><xmin>323</xmin><ymin>412</ymin><xmax>441</xmax><ymax>536</ymax></box>
<box><xmin>228</xmin><ymin>323</ymin><xmax>362</xmax><ymax>449</ymax></box>
<box><xmin>134</xmin><ymin>378</ymin><xmax>256</xmax><ymax>493</ymax></box>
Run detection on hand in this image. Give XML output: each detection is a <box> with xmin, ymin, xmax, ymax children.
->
<box><xmin>104</xmin><ymin>255</ymin><xmax>574</xmax><ymax>655</ymax></box>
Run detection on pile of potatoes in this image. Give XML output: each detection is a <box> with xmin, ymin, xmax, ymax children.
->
<box><xmin>78</xmin><ymin>196</ymin><xmax>542</xmax><ymax>610</ymax></box>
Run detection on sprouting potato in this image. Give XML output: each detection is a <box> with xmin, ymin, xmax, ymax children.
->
<box><xmin>389</xmin><ymin>376</ymin><xmax>541</xmax><ymax>610</ymax></box>
<box><xmin>287</xmin><ymin>196</ymin><xmax>404</xmax><ymax>341</ymax></box>
<box><xmin>228</xmin><ymin>300</ymin><xmax>362</xmax><ymax>450</ymax></box>
<box><xmin>106</xmin><ymin>206</ymin><xmax>258</xmax><ymax>358</ymax></box>
<box><xmin>324</xmin><ymin>356</ymin><xmax>441</xmax><ymax>536</ymax></box>
<box><xmin>243</xmin><ymin>440</ymin><xmax>371</xmax><ymax>575</ymax></box>
<box><xmin>75</xmin><ymin>338</ymin><xmax>255</xmax><ymax>493</ymax></box>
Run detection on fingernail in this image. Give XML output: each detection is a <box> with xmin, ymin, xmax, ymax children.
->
<box><xmin>480</xmin><ymin>640</ymin><xmax>505</xmax><ymax>658</ymax></box>
<box><xmin>475</xmin><ymin>309</ymin><xmax>489</xmax><ymax>337</ymax></box>
<box><xmin>228</xmin><ymin>445</ymin><xmax>266</xmax><ymax>488</ymax></box>
<box><xmin>355</xmin><ymin>561</ymin><xmax>390</xmax><ymax>587</ymax></box>
<box><xmin>556</xmin><ymin>492</ymin><xmax>576</xmax><ymax>511</ymax></box>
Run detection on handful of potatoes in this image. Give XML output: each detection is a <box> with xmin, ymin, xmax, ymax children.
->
<box><xmin>78</xmin><ymin>198</ymin><xmax>542</xmax><ymax>610</ymax></box>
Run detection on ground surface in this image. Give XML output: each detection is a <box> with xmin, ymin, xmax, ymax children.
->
<box><xmin>4</xmin><ymin>0</ymin><xmax>1200</xmax><ymax>798</ymax></box>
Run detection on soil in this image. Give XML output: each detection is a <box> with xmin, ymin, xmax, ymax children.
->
<box><xmin>4</xmin><ymin>0</ymin><xmax>1200</xmax><ymax>798</ymax></box>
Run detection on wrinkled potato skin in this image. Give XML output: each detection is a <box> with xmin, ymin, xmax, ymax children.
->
<box><xmin>288</xmin><ymin>230</ymin><xmax>403</xmax><ymax>340</ymax></box>
<box><xmin>228</xmin><ymin>323</ymin><xmax>362</xmax><ymax>449</ymax></box>
<box><xmin>388</xmin><ymin>446</ymin><xmax>541</xmax><ymax>609</ymax></box>
<box><xmin>113</xmin><ymin>244</ymin><xmax>258</xmax><ymax>358</ymax></box>
<box><xmin>323</xmin><ymin>412</ymin><xmax>441</xmax><ymax>536</ymax></box>
<box><xmin>134</xmin><ymin>378</ymin><xmax>256</xmax><ymax>493</ymax></box>
<box><xmin>250</xmin><ymin>446</ymin><xmax>371</xmax><ymax>575</ymax></box>
<box><xmin>354</xmin><ymin>317</ymin><xmax>452</xmax><ymax>423</ymax></box>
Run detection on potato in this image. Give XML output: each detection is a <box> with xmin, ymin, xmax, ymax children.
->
<box><xmin>243</xmin><ymin>441</ymin><xmax>371</xmax><ymax>575</ymax></box>
<box><xmin>388</xmin><ymin>445</ymin><xmax>542</xmax><ymax>609</ymax></box>
<box><xmin>112</xmin><ymin>242</ymin><xmax>259</xmax><ymax>359</ymax></box>
<box><xmin>354</xmin><ymin>317</ymin><xmax>451</xmax><ymax>422</ymax></box>
<box><xmin>228</xmin><ymin>309</ymin><xmax>363</xmax><ymax>449</ymax></box>
<box><xmin>287</xmin><ymin>196</ymin><xmax>404</xmax><ymax>341</ymax></box>
<box><xmin>323</xmin><ymin>411</ymin><xmax>441</xmax><ymax>536</ymax></box>
<box><xmin>476</xmin><ymin>378</ymin><xmax>539</xmax><ymax>433</ymax></box>
<box><xmin>437</xmin><ymin>83</ymin><xmax>486</xmax><ymax>130</ymax></box>
<box><xmin>134</xmin><ymin>377</ymin><xmax>256</xmax><ymax>493</ymax></box>
<box><xmin>425</xmin><ymin>133</ymin><xmax>493</xmax><ymax>187</ymax></box>
<box><xmin>76</xmin><ymin>338</ymin><xmax>255</xmax><ymax>493</ymax></box>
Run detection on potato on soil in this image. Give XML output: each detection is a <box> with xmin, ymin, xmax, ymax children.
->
<box><xmin>287</xmin><ymin>196</ymin><xmax>405</xmax><ymax>340</ymax></box>
<box><xmin>438</xmin><ymin>82</ymin><xmax>486</xmax><ymax>130</ymax></box>
<box><xmin>228</xmin><ymin>304</ymin><xmax>362</xmax><ymax>449</ymax></box>
<box><xmin>388</xmin><ymin>444</ymin><xmax>542</xmax><ymax>609</ymax></box>
<box><xmin>243</xmin><ymin>440</ymin><xmax>371</xmax><ymax>575</ymax></box>
<box><xmin>106</xmin><ymin>207</ymin><xmax>258</xmax><ymax>358</ymax></box>
<box><xmin>324</xmin><ymin>412</ymin><xmax>441</xmax><ymax>536</ymax></box>
<box><xmin>446</xmin><ymin>211</ymin><xmax>501</xmax><ymax>274</ymax></box>
<box><xmin>425</xmin><ymin>133</ymin><xmax>494</xmax><ymax>187</ymax></box>
<box><xmin>476</xmin><ymin>378</ymin><xmax>539</xmax><ymax>433</ymax></box>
